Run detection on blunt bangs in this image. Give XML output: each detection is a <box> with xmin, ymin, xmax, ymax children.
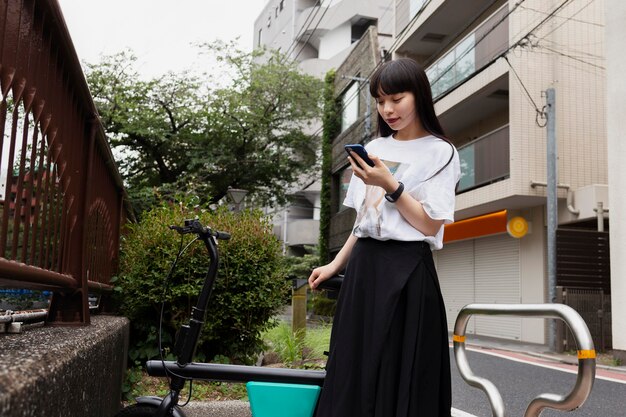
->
<box><xmin>369</xmin><ymin>60</ymin><xmax>416</xmax><ymax>98</ymax></box>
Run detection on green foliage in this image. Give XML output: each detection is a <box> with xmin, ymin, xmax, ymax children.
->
<box><xmin>262</xmin><ymin>321</ymin><xmax>331</xmax><ymax>368</ymax></box>
<box><xmin>85</xmin><ymin>43</ymin><xmax>323</xmax><ymax>213</ymax></box>
<box><xmin>319</xmin><ymin>70</ymin><xmax>342</xmax><ymax>263</ymax></box>
<box><xmin>116</xmin><ymin>200</ymin><xmax>289</xmax><ymax>364</ymax></box>
<box><xmin>309</xmin><ymin>292</ymin><xmax>337</xmax><ymax>318</ymax></box>
<box><xmin>282</xmin><ymin>248</ymin><xmax>319</xmax><ymax>303</ymax></box>
<box><xmin>283</xmin><ymin>246</ymin><xmax>319</xmax><ymax>281</ymax></box>
<box><xmin>122</xmin><ymin>366</ymin><xmax>247</xmax><ymax>403</ymax></box>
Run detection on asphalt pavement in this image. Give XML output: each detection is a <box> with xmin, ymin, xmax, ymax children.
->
<box><xmin>450</xmin><ymin>334</ymin><xmax>626</xmax><ymax>416</ymax></box>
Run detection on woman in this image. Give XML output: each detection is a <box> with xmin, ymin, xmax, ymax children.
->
<box><xmin>309</xmin><ymin>58</ymin><xmax>460</xmax><ymax>417</ymax></box>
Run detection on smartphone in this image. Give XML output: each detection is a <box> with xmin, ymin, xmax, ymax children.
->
<box><xmin>344</xmin><ymin>144</ymin><xmax>375</xmax><ymax>167</ymax></box>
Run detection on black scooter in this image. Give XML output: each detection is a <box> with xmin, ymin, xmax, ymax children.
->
<box><xmin>115</xmin><ymin>219</ymin><xmax>341</xmax><ymax>417</ymax></box>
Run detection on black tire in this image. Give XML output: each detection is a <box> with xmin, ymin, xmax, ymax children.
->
<box><xmin>114</xmin><ymin>404</ymin><xmax>159</xmax><ymax>417</ymax></box>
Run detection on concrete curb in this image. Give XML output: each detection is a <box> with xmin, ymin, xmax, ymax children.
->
<box><xmin>183</xmin><ymin>400</ymin><xmax>250</xmax><ymax>417</ymax></box>
<box><xmin>181</xmin><ymin>401</ymin><xmax>478</xmax><ymax>417</ymax></box>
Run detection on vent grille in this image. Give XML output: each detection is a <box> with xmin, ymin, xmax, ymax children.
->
<box><xmin>421</xmin><ymin>33</ymin><xmax>446</xmax><ymax>43</ymax></box>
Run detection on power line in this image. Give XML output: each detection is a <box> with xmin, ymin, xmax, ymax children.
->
<box><xmin>283</xmin><ymin>0</ymin><xmax>323</xmax><ymax>59</ymax></box>
<box><xmin>293</xmin><ymin>1</ymin><xmax>334</xmax><ymax>61</ymax></box>
<box><xmin>536</xmin><ymin>37</ymin><xmax>604</xmax><ymax>60</ymax></box>
<box><xmin>538</xmin><ymin>44</ymin><xmax>605</xmax><ymax>70</ymax></box>
<box><xmin>535</xmin><ymin>0</ymin><xmax>600</xmax><ymax>41</ymax></box>
<box><xmin>504</xmin><ymin>56</ymin><xmax>547</xmax><ymax>127</ymax></box>
<box><xmin>529</xmin><ymin>48</ymin><xmax>604</xmax><ymax>77</ymax></box>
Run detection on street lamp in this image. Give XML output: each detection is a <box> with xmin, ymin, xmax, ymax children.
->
<box><xmin>226</xmin><ymin>187</ymin><xmax>248</xmax><ymax>212</ymax></box>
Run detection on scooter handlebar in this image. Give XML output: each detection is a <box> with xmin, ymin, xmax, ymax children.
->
<box><xmin>170</xmin><ymin>219</ymin><xmax>230</xmax><ymax>240</ymax></box>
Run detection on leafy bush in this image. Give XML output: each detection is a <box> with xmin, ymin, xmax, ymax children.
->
<box><xmin>116</xmin><ymin>202</ymin><xmax>289</xmax><ymax>365</ymax></box>
<box><xmin>309</xmin><ymin>292</ymin><xmax>337</xmax><ymax>318</ymax></box>
<box><xmin>262</xmin><ymin>321</ymin><xmax>331</xmax><ymax>368</ymax></box>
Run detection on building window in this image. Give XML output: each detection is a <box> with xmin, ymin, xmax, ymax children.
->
<box><xmin>258</xmin><ymin>29</ymin><xmax>262</xmax><ymax>47</ymax></box>
<box><xmin>351</xmin><ymin>18</ymin><xmax>376</xmax><ymax>43</ymax></box>
<box><xmin>267</xmin><ymin>14</ymin><xmax>271</xmax><ymax>27</ymax></box>
<box><xmin>457</xmin><ymin>125</ymin><xmax>510</xmax><ymax>193</ymax></box>
<box><xmin>338</xmin><ymin>167</ymin><xmax>353</xmax><ymax>212</ymax></box>
<box><xmin>280</xmin><ymin>0</ymin><xmax>284</xmax><ymax>11</ymax></box>
<box><xmin>341</xmin><ymin>82</ymin><xmax>359</xmax><ymax>132</ymax></box>
<box><xmin>426</xmin><ymin>34</ymin><xmax>475</xmax><ymax>98</ymax></box>
<box><xmin>275</xmin><ymin>7</ymin><xmax>279</xmax><ymax>17</ymax></box>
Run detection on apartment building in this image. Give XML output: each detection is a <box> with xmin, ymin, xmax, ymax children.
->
<box><xmin>328</xmin><ymin>0</ymin><xmax>608</xmax><ymax>347</ymax></box>
<box><xmin>391</xmin><ymin>0</ymin><xmax>607</xmax><ymax>345</ymax></box>
<box><xmin>254</xmin><ymin>0</ymin><xmax>393</xmax><ymax>77</ymax></box>
<box><xmin>254</xmin><ymin>0</ymin><xmax>393</xmax><ymax>255</ymax></box>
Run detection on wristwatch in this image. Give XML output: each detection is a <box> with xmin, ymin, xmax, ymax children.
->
<box><xmin>384</xmin><ymin>181</ymin><xmax>404</xmax><ymax>202</ymax></box>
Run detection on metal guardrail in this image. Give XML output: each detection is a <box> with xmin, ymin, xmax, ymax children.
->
<box><xmin>453</xmin><ymin>303</ymin><xmax>596</xmax><ymax>417</ymax></box>
<box><xmin>0</xmin><ymin>0</ymin><xmax>130</xmax><ymax>324</ymax></box>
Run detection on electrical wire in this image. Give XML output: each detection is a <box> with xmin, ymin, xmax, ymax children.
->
<box><xmin>537</xmin><ymin>44</ymin><xmax>605</xmax><ymax>70</ymax></box>
<box><xmin>293</xmin><ymin>1</ymin><xmax>334</xmax><ymax>61</ymax></box>
<box><xmin>535</xmin><ymin>0</ymin><xmax>600</xmax><ymax>41</ymax></box>
<box><xmin>283</xmin><ymin>0</ymin><xmax>323</xmax><ymax>59</ymax></box>
<box><xmin>504</xmin><ymin>56</ymin><xmax>547</xmax><ymax>128</ymax></box>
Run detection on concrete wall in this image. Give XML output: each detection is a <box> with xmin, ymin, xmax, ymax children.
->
<box><xmin>0</xmin><ymin>316</ymin><xmax>129</xmax><ymax>417</ymax></box>
<box><xmin>606</xmin><ymin>0</ymin><xmax>626</xmax><ymax>359</ymax></box>
<box><xmin>518</xmin><ymin>206</ymin><xmax>547</xmax><ymax>343</ymax></box>
<box><xmin>509</xmin><ymin>0</ymin><xmax>607</xmax><ymax>201</ymax></box>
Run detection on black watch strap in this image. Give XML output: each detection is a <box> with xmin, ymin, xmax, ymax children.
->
<box><xmin>384</xmin><ymin>181</ymin><xmax>404</xmax><ymax>202</ymax></box>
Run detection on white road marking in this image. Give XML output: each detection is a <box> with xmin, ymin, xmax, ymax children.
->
<box><xmin>462</xmin><ymin>346</ymin><xmax>626</xmax><ymax>385</ymax></box>
<box><xmin>452</xmin><ymin>407</ymin><xmax>478</xmax><ymax>417</ymax></box>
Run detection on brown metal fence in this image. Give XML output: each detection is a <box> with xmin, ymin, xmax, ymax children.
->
<box><xmin>0</xmin><ymin>0</ymin><xmax>129</xmax><ymax>324</ymax></box>
<box><xmin>557</xmin><ymin>286</ymin><xmax>612</xmax><ymax>352</ymax></box>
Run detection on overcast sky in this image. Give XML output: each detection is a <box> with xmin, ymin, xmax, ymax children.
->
<box><xmin>57</xmin><ymin>0</ymin><xmax>269</xmax><ymax>78</ymax></box>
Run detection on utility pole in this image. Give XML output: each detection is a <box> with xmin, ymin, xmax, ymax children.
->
<box><xmin>546</xmin><ymin>87</ymin><xmax>557</xmax><ymax>352</ymax></box>
<box><xmin>342</xmin><ymin>75</ymin><xmax>371</xmax><ymax>141</ymax></box>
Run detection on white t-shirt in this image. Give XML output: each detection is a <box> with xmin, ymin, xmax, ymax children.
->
<box><xmin>343</xmin><ymin>135</ymin><xmax>460</xmax><ymax>250</ymax></box>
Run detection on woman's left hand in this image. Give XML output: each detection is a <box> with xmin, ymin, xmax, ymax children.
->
<box><xmin>348</xmin><ymin>151</ymin><xmax>398</xmax><ymax>193</ymax></box>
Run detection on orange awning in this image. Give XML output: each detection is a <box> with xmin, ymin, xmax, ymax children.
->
<box><xmin>443</xmin><ymin>210</ymin><xmax>508</xmax><ymax>243</ymax></box>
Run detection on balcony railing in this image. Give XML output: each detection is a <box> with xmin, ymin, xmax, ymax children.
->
<box><xmin>457</xmin><ymin>125</ymin><xmax>510</xmax><ymax>193</ymax></box>
<box><xmin>427</xmin><ymin>5</ymin><xmax>509</xmax><ymax>99</ymax></box>
<box><xmin>0</xmin><ymin>0</ymin><xmax>129</xmax><ymax>324</ymax></box>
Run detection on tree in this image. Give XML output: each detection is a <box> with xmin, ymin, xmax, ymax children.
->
<box><xmin>85</xmin><ymin>42</ymin><xmax>323</xmax><ymax>213</ymax></box>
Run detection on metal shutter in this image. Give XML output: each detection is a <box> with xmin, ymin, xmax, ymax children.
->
<box><xmin>436</xmin><ymin>240</ymin><xmax>476</xmax><ymax>334</ymax></box>
<box><xmin>474</xmin><ymin>234</ymin><xmax>521</xmax><ymax>340</ymax></box>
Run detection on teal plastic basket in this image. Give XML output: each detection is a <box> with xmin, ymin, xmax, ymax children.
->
<box><xmin>246</xmin><ymin>381</ymin><xmax>321</xmax><ymax>417</ymax></box>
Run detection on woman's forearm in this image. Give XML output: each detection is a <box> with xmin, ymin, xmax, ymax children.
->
<box><xmin>331</xmin><ymin>233</ymin><xmax>358</xmax><ymax>271</ymax></box>
<box><xmin>384</xmin><ymin>180</ymin><xmax>444</xmax><ymax>236</ymax></box>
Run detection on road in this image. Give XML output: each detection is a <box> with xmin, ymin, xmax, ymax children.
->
<box><xmin>450</xmin><ymin>347</ymin><xmax>626</xmax><ymax>417</ymax></box>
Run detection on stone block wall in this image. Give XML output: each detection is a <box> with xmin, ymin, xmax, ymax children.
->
<box><xmin>0</xmin><ymin>315</ymin><xmax>129</xmax><ymax>417</ymax></box>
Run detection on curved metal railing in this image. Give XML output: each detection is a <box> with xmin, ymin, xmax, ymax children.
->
<box><xmin>453</xmin><ymin>303</ymin><xmax>596</xmax><ymax>417</ymax></box>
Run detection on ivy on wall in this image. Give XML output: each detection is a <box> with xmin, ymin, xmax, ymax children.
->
<box><xmin>318</xmin><ymin>70</ymin><xmax>342</xmax><ymax>263</ymax></box>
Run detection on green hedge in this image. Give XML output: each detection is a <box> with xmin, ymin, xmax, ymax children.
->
<box><xmin>319</xmin><ymin>69</ymin><xmax>342</xmax><ymax>263</ymax></box>
<box><xmin>115</xmin><ymin>202</ymin><xmax>289</xmax><ymax>364</ymax></box>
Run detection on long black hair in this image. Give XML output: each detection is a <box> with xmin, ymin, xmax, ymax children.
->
<box><xmin>369</xmin><ymin>58</ymin><xmax>455</xmax><ymax>181</ymax></box>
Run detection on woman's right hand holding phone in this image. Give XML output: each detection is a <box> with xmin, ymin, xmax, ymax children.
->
<box><xmin>348</xmin><ymin>151</ymin><xmax>399</xmax><ymax>194</ymax></box>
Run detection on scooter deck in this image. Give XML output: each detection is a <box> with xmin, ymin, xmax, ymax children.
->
<box><xmin>146</xmin><ymin>360</ymin><xmax>326</xmax><ymax>386</ymax></box>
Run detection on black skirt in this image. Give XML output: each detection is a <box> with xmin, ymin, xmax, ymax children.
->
<box><xmin>316</xmin><ymin>238</ymin><xmax>452</xmax><ymax>417</ymax></box>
